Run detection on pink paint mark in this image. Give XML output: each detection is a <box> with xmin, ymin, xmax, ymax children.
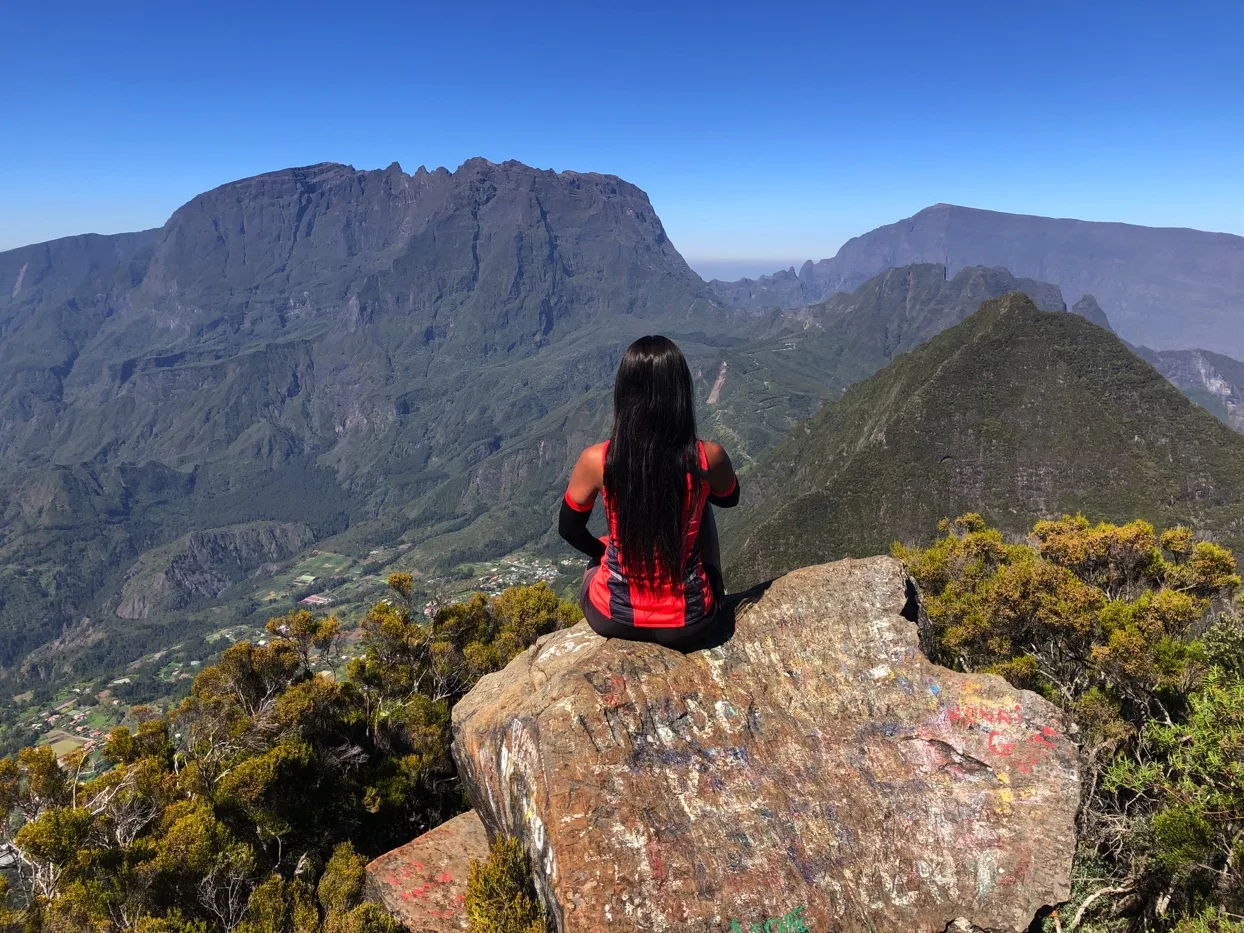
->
<box><xmin>645</xmin><ymin>840</ymin><xmax>667</xmax><ymax>882</ymax></box>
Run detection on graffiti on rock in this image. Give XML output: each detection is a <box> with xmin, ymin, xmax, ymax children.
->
<box><xmin>728</xmin><ymin>904</ymin><xmax>811</xmax><ymax>931</ymax></box>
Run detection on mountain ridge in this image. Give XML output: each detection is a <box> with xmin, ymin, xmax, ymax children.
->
<box><xmin>0</xmin><ymin>157</ymin><xmax>746</xmax><ymax>686</ymax></box>
<box><xmin>710</xmin><ymin>203</ymin><xmax>1244</xmax><ymax>354</ymax></box>
<box><xmin>723</xmin><ymin>292</ymin><xmax>1244</xmax><ymax>588</ymax></box>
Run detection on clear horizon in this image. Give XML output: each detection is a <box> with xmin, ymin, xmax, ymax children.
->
<box><xmin>3</xmin><ymin>0</ymin><xmax>1242</xmax><ymax>265</ymax></box>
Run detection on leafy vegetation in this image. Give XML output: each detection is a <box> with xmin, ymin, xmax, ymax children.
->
<box><xmin>0</xmin><ymin>579</ymin><xmax>579</xmax><ymax>931</ymax></box>
<box><xmin>464</xmin><ymin>837</ymin><xmax>549</xmax><ymax>933</ymax></box>
<box><xmin>898</xmin><ymin>513</ymin><xmax>1244</xmax><ymax>930</ymax></box>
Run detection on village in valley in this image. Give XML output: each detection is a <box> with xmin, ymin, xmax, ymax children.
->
<box><xmin>10</xmin><ymin>543</ymin><xmax>587</xmax><ymax>770</ymax></box>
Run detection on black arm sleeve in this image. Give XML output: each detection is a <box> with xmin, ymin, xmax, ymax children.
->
<box><xmin>559</xmin><ymin>498</ymin><xmax>606</xmax><ymax>559</ymax></box>
<box><xmin>707</xmin><ymin>476</ymin><xmax>740</xmax><ymax>508</ymax></box>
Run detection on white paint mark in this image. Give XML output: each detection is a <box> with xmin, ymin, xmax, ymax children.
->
<box><xmin>536</xmin><ymin>632</ymin><xmax>592</xmax><ymax>663</ymax></box>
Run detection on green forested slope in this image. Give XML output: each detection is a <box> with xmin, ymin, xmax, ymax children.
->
<box><xmin>0</xmin><ymin>159</ymin><xmax>754</xmax><ymax>685</ymax></box>
<box><xmin>723</xmin><ymin>292</ymin><xmax>1244</xmax><ymax>588</ymax></box>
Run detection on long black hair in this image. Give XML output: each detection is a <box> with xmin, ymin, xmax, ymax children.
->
<box><xmin>604</xmin><ymin>335</ymin><xmax>701</xmax><ymax>583</ymax></box>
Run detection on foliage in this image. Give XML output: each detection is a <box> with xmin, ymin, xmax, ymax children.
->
<box><xmin>0</xmin><ymin>582</ymin><xmax>578</xmax><ymax>932</ymax></box>
<box><xmin>464</xmin><ymin>837</ymin><xmax>548</xmax><ymax>933</ymax></box>
<box><xmin>899</xmin><ymin>514</ymin><xmax>1244</xmax><ymax>930</ymax></box>
<box><xmin>726</xmin><ymin>294</ymin><xmax>1244</xmax><ymax>589</ymax></box>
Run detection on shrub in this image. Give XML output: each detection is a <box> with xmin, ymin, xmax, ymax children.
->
<box><xmin>900</xmin><ymin>514</ymin><xmax>1244</xmax><ymax>929</ymax></box>
<box><xmin>465</xmin><ymin>837</ymin><xmax>548</xmax><ymax>933</ymax></box>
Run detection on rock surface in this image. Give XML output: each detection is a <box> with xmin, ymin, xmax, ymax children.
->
<box><xmin>364</xmin><ymin>810</ymin><xmax>489</xmax><ymax>932</ymax></box>
<box><xmin>452</xmin><ymin>556</ymin><xmax>1081</xmax><ymax>933</ymax></box>
<box><xmin>1139</xmin><ymin>346</ymin><xmax>1244</xmax><ymax>435</ymax></box>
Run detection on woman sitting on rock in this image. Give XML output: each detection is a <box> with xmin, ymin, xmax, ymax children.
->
<box><xmin>558</xmin><ymin>335</ymin><xmax>740</xmax><ymax>648</ymax></box>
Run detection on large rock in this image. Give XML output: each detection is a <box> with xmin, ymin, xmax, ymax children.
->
<box><xmin>452</xmin><ymin>557</ymin><xmax>1081</xmax><ymax>933</ymax></box>
<box><xmin>364</xmin><ymin>810</ymin><xmax>489</xmax><ymax>932</ymax></box>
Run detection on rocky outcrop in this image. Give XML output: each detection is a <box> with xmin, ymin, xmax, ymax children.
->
<box><xmin>365</xmin><ymin>811</ymin><xmax>488</xmax><ymax>932</ymax></box>
<box><xmin>1140</xmin><ymin>346</ymin><xmax>1244</xmax><ymax>434</ymax></box>
<box><xmin>451</xmin><ymin>556</ymin><xmax>1081</xmax><ymax>933</ymax></box>
<box><xmin>1071</xmin><ymin>294</ymin><xmax>1112</xmax><ymax>331</ymax></box>
<box><xmin>115</xmin><ymin>521</ymin><xmax>316</xmax><ymax>619</ymax></box>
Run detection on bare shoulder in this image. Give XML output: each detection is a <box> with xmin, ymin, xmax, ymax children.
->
<box><xmin>701</xmin><ymin>440</ymin><xmax>730</xmax><ymax>469</ymax></box>
<box><xmin>580</xmin><ymin>442</ymin><xmax>607</xmax><ymax>478</ymax></box>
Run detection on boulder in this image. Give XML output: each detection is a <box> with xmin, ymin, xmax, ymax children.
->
<box><xmin>364</xmin><ymin>810</ymin><xmax>489</xmax><ymax>932</ymax></box>
<box><xmin>451</xmin><ymin>557</ymin><xmax>1081</xmax><ymax>933</ymax></box>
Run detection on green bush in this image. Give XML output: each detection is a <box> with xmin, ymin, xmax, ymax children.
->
<box><xmin>465</xmin><ymin>837</ymin><xmax>548</xmax><ymax>933</ymax></box>
<box><xmin>901</xmin><ymin>514</ymin><xmax>1244</xmax><ymax>929</ymax></box>
<box><xmin>0</xmin><ymin>581</ymin><xmax>578</xmax><ymax>932</ymax></box>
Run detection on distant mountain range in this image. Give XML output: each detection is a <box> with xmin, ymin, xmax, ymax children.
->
<box><xmin>709</xmin><ymin>203</ymin><xmax>1244</xmax><ymax>357</ymax></box>
<box><xmin>2</xmin><ymin>159</ymin><xmax>1243</xmax><ymax>691</ymax></box>
<box><xmin>0</xmin><ymin>159</ymin><xmax>750</xmax><ymax>681</ymax></box>
<box><xmin>698</xmin><ymin>263</ymin><xmax>1077</xmax><ymax>466</ymax></box>
<box><xmin>723</xmin><ymin>294</ymin><xmax>1244</xmax><ymax>588</ymax></box>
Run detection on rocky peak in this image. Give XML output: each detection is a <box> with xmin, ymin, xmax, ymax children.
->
<box><xmin>1071</xmin><ymin>294</ymin><xmax>1112</xmax><ymax>331</ymax></box>
<box><xmin>444</xmin><ymin>556</ymin><xmax>1080</xmax><ymax>932</ymax></box>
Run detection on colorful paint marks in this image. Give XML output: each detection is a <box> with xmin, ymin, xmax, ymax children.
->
<box><xmin>948</xmin><ymin>702</ymin><xmax>1059</xmax><ymax>773</ymax></box>
<box><xmin>728</xmin><ymin>904</ymin><xmax>810</xmax><ymax>931</ymax></box>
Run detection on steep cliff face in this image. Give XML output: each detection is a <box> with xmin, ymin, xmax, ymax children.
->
<box><xmin>711</xmin><ymin>203</ymin><xmax>1244</xmax><ymax>354</ymax></box>
<box><xmin>0</xmin><ymin>158</ymin><xmax>741</xmax><ymax>676</ymax></box>
<box><xmin>1138</xmin><ymin>347</ymin><xmax>1244</xmax><ymax>434</ymax></box>
<box><xmin>1</xmin><ymin>158</ymin><xmax>729</xmax><ymax>472</ymax></box>
<box><xmin>1070</xmin><ymin>294</ymin><xmax>1112</xmax><ymax>331</ymax></box>
<box><xmin>115</xmin><ymin>521</ymin><xmax>316</xmax><ymax>619</ymax></box>
<box><xmin>450</xmin><ymin>558</ymin><xmax>1080</xmax><ymax>932</ymax></box>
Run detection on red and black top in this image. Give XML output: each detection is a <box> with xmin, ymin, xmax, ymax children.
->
<box><xmin>562</xmin><ymin>440</ymin><xmax>716</xmax><ymax>628</ymax></box>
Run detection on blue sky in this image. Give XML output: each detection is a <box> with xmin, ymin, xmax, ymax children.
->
<box><xmin>2</xmin><ymin>0</ymin><xmax>1241</xmax><ymax>277</ymax></box>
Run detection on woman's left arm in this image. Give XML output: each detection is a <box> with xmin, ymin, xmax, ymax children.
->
<box><xmin>704</xmin><ymin>441</ymin><xmax>740</xmax><ymax>508</ymax></box>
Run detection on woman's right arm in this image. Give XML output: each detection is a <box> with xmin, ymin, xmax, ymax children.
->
<box><xmin>558</xmin><ymin>445</ymin><xmax>607</xmax><ymax>559</ymax></box>
<box><xmin>704</xmin><ymin>441</ymin><xmax>740</xmax><ymax>508</ymax></box>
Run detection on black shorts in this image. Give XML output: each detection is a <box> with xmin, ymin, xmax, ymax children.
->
<box><xmin>579</xmin><ymin>565</ymin><xmax>726</xmax><ymax>652</ymax></box>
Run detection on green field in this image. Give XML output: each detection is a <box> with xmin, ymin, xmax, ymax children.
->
<box><xmin>288</xmin><ymin>552</ymin><xmax>355</xmax><ymax>580</ymax></box>
<box><xmin>46</xmin><ymin>731</ymin><xmax>86</xmax><ymax>758</ymax></box>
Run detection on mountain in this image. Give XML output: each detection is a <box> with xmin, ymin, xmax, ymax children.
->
<box><xmin>1</xmin><ymin>159</ymin><xmax>1236</xmax><ymax>691</ymax></box>
<box><xmin>0</xmin><ymin>158</ymin><xmax>752</xmax><ymax>683</ymax></box>
<box><xmin>698</xmin><ymin>263</ymin><xmax>1069</xmax><ymax>465</ymax></box>
<box><xmin>722</xmin><ymin>293</ymin><xmax>1244</xmax><ymax>588</ymax></box>
<box><xmin>709</xmin><ymin>204</ymin><xmax>1244</xmax><ymax>356</ymax></box>
<box><xmin>1071</xmin><ymin>294</ymin><xmax>1111</xmax><ymax>331</ymax></box>
<box><xmin>1137</xmin><ymin>346</ymin><xmax>1244</xmax><ymax>434</ymax></box>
